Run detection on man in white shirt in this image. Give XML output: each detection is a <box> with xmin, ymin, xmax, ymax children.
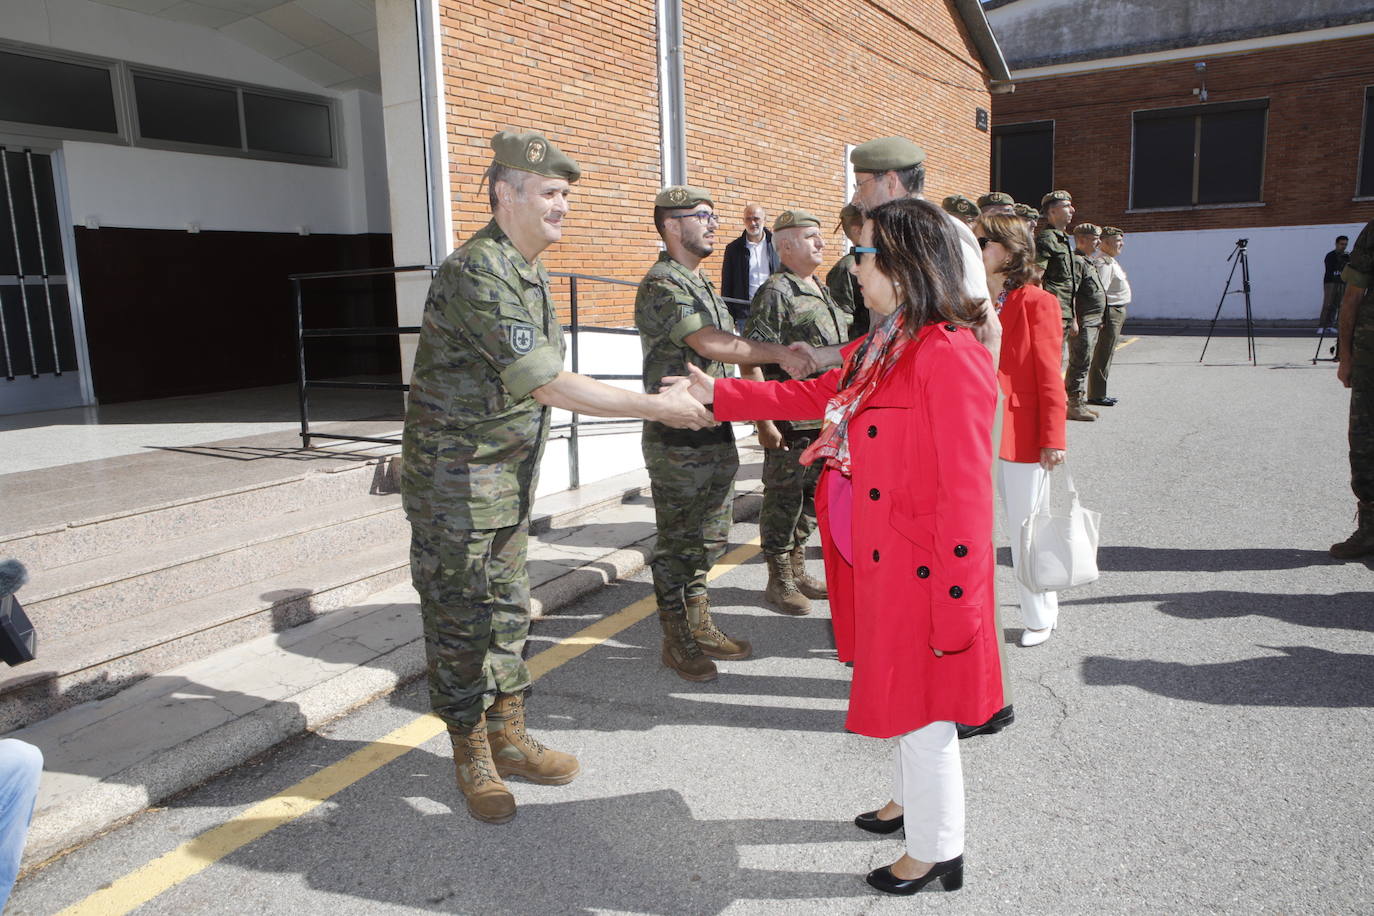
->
<box><xmin>1087</xmin><ymin>226</ymin><xmax>1132</xmax><ymax>407</ymax></box>
<box><xmin>721</xmin><ymin>204</ymin><xmax>780</xmax><ymax>333</ymax></box>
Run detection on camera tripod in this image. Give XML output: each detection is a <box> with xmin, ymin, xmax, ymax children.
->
<box><xmin>1199</xmin><ymin>239</ymin><xmax>1257</xmax><ymax>365</ymax></box>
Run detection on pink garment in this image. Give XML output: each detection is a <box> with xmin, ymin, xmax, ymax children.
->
<box><xmin>826</xmin><ymin>470</ymin><xmax>854</xmax><ymax>564</ymax></box>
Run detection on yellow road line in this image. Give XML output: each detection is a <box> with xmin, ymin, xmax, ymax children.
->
<box><xmin>1116</xmin><ymin>336</ymin><xmax>1139</xmax><ymax>351</ymax></box>
<box><xmin>59</xmin><ymin>538</ymin><xmax>762</xmax><ymax>916</ymax></box>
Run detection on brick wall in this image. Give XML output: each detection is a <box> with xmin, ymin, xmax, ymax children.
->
<box><xmin>990</xmin><ymin>34</ymin><xmax>1374</xmax><ymax>233</ymax></box>
<box><xmin>440</xmin><ymin>0</ymin><xmax>993</xmax><ymax>326</ymax></box>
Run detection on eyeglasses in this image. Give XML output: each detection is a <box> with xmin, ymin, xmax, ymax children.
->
<box><xmin>853</xmin><ymin>246</ymin><xmax>878</xmax><ymax>263</ymax></box>
<box><xmin>667</xmin><ymin>211</ymin><xmax>720</xmax><ymax>226</ymax></box>
<box><xmin>977</xmin><ymin>237</ymin><xmax>992</xmax><ymax>250</ymax></box>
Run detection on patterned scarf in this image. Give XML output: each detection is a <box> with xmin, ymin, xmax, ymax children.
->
<box><xmin>799</xmin><ymin>308</ymin><xmax>911</xmax><ymax>477</ymax></box>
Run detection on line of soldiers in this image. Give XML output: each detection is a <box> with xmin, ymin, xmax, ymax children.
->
<box><xmin>400</xmin><ymin>129</ymin><xmax>1012</xmax><ymax>825</ymax></box>
<box><xmin>942</xmin><ymin>189</ymin><xmax>1133</xmax><ymax>420</ymax></box>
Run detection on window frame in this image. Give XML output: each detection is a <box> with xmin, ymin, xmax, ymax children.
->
<box><xmin>0</xmin><ymin>40</ymin><xmax>343</xmax><ymax>169</ymax></box>
<box><xmin>1127</xmin><ymin>98</ymin><xmax>1269</xmax><ymax>213</ymax></box>
<box><xmin>1356</xmin><ymin>85</ymin><xmax>1374</xmax><ymax>201</ymax></box>
<box><xmin>991</xmin><ymin>119</ymin><xmax>1055</xmax><ymax>204</ymax></box>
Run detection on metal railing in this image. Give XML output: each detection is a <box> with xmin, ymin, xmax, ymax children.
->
<box><xmin>291</xmin><ymin>265</ymin><xmax>668</xmax><ymax>489</ymax></box>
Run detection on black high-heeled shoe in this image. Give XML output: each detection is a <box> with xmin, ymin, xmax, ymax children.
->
<box><xmin>865</xmin><ymin>854</ymin><xmax>963</xmax><ymax>894</ymax></box>
<box><xmin>853</xmin><ymin>810</ymin><xmax>904</xmax><ymax>834</ymax></box>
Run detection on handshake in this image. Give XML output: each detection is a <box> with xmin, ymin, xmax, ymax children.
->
<box><xmin>653</xmin><ymin>342</ymin><xmax>825</xmax><ymax>431</ymax></box>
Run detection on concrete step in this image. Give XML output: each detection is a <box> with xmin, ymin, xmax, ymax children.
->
<box><xmin>3</xmin><ymin>453</ymin><xmax>399</xmax><ymax>572</ymax></box>
<box><xmin>23</xmin><ymin>493</ymin><xmax>409</xmax><ymax>639</ymax></box>
<box><xmin>0</xmin><ymin>540</ymin><xmax>411</xmax><ymax>733</ymax></box>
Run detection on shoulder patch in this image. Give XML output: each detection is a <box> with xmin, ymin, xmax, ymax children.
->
<box><xmin>679</xmin><ymin>303</ymin><xmax>698</xmax><ymax>321</ymax></box>
<box><xmin>506</xmin><ymin>322</ymin><xmax>537</xmax><ymax>354</ymax></box>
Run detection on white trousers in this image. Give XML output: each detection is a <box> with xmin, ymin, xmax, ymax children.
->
<box><xmin>996</xmin><ymin>459</ymin><xmax>1060</xmax><ymax>631</ymax></box>
<box><xmin>890</xmin><ymin>721</ymin><xmax>963</xmax><ymax>862</ymax></box>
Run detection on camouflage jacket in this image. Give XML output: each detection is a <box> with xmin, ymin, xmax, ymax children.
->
<box><xmin>400</xmin><ymin>220</ymin><xmax>566</xmax><ymax>530</ymax></box>
<box><xmin>635</xmin><ymin>252</ymin><xmax>735</xmax><ymax>447</ymax></box>
<box><xmin>826</xmin><ymin>253</ymin><xmax>868</xmax><ymax>340</ymax></box>
<box><xmin>1036</xmin><ymin>228</ymin><xmax>1078</xmax><ymax>318</ymax></box>
<box><xmin>1072</xmin><ymin>252</ymin><xmax>1107</xmax><ymax>324</ymax></box>
<box><xmin>1344</xmin><ymin>219</ymin><xmax>1374</xmax><ymax>374</ymax></box>
<box><xmin>744</xmin><ymin>269</ymin><xmax>851</xmax><ymax>431</ymax></box>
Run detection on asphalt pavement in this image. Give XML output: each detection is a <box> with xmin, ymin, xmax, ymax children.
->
<box><xmin>10</xmin><ymin>330</ymin><xmax>1373</xmax><ymax>915</ymax></box>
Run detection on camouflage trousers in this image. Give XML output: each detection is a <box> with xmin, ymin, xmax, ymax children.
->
<box><xmin>409</xmin><ymin>521</ymin><xmax>532</xmax><ymax>731</ymax></box>
<box><xmin>1349</xmin><ymin>320</ymin><xmax>1374</xmax><ymax>507</ymax></box>
<box><xmin>1087</xmin><ymin>304</ymin><xmax>1127</xmax><ymax>400</ymax></box>
<box><xmin>760</xmin><ymin>437</ymin><xmax>821</xmax><ymax>557</ymax></box>
<box><xmin>1064</xmin><ymin>316</ymin><xmax>1102</xmax><ymax>402</ymax></box>
<box><xmin>643</xmin><ymin>440</ymin><xmax>738</xmax><ymax>621</ymax></box>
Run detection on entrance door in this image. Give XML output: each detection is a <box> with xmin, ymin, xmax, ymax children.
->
<box><xmin>0</xmin><ymin>145</ymin><xmax>88</xmax><ymax>414</ymax></box>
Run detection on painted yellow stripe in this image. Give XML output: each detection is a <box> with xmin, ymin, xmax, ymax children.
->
<box><xmin>1115</xmin><ymin>336</ymin><xmax>1139</xmax><ymax>351</ymax></box>
<box><xmin>59</xmin><ymin>538</ymin><xmax>762</xmax><ymax>916</ymax></box>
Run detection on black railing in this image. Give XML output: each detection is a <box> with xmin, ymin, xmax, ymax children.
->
<box><xmin>292</xmin><ymin>265</ymin><xmax>672</xmax><ymax>489</ymax></box>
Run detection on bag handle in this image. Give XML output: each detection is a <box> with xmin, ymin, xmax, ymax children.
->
<box><xmin>1037</xmin><ymin>462</ymin><xmax>1083</xmax><ymax>510</ymax></box>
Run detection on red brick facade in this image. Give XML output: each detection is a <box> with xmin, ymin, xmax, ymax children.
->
<box><xmin>991</xmin><ymin>34</ymin><xmax>1374</xmax><ymax>233</ymax></box>
<box><xmin>439</xmin><ymin>0</ymin><xmax>993</xmax><ymax>326</ymax></box>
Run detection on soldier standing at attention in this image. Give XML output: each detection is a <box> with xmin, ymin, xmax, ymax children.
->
<box><xmin>827</xmin><ymin>204</ymin><xmax>869</xmax><ymax>340</ymax></box>
<box><xmin>1036</xmin><ymin>190</ymin><xmax>1078</xmax><ymax>344</ymax></box>
<box><xmin>401</xmin><ymin>131</ymin><xmax>714</xmax><ymax>824</ymax></box>
<box><xmin>1087</xmin><ymin>226</ymin><xmax>1132</xmax><ymax>408</ymax></box>
<box><xmin>742</xmin><ymin>209</ymin><xmax>852</xmax><ymax>616</ymax></box>
<box><xmin>1333</xmin><ymin>218</ymin><xmax>1374</xmax><ymax>559</ymax></box>
<box><xmin>976</xmin><ymin>191</ymin><xmax>1016</xmax><ymax>217</ymax></box>
<box><xmin>636</xmin><ymin>186</ymin><xmax>819</xmax><ymax>682</ymax></box>
<box><xmin>1065</xmin><ymin>223</ymin><xmax>1107</xmax><ymax>422</ymax></box>
<box><xmin>942</xmin><ymin>194</ymin><xmax>980</xmax><ymax>227</ymax></box>
<box><xmin>1013</xmin><ymin>202</ymin><xmax>1040</xmax><ymax>236</ymax></box>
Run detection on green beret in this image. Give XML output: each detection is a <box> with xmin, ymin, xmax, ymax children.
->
<box><xmin>1072</xmin><ymin>222</ymin><xmax>1102</xmax><ymax>236</ymax></box>
<box><xmin>1013</xmin><ymin>203</ymin><xmax>1040</xmax><ymax>220</ymax></box>
<box><xmin>850</xmin><ymin>136</ymin><xmax>925</xmax><ymax>173</ymax></box>
<box><xmin>941</xmin><ymin>194</ymin><xmax>979</xmax><ymax>220</ymax></box>
<box><xmin>490</xmin><ymin>130</ymin><xmax>580</xmax><ymax>182</ymax></box>
<box><xmin>654</xmin><ymin>185</ymin><xmax>713</xmax><ymax>209</ymax></box>
<box><xmin>774</xmin><ymin>209</ymin><xmax>820</xmax><ymax>231</ymax></box>
<box><xmin>977</xmin><ymin>191</ymin><xmax>1015</xmax><ymax>209</ymax></box>
<box><xmin>1101</xmin><ymin>225</ymin><xmax>1124</xmax><ymax>237</ymax></box>
<box><xmin>1041</xmin><ymin>189</ymin><xmax>1073</xmax><ymax>208</ymax></box>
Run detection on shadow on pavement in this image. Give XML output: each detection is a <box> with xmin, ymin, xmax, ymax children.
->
<box><xmin>1063</xmin><ymin>589</ymin><xmax>1374</xmax><ymax>633</ymax></box>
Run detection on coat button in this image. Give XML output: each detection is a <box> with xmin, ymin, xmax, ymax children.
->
<box><xmin>867</xmin><ymin>425</ymin><xmax>877</xmax><ymax>438</ymax></box>
<box><xmin>872</xmin><ymin>549</ymin><xmax>880</xmax><ymax>563</ymax></box>
<box><xmin>949</xmin><ymin>585</ymin><xmax>963</xmax><ymax>598</ymax></box>
<box><xmin>944</xmin><ymin>323</ymin><xmax>956</xmax><ymax>331</ymax></box>
<box><xmin>869</xmin><ymin>488</ymin><xmax>880</xmax><ymax>501</ymax></box>
<box><xmin>917</xmin><ymin>566</ymin><xmax>930</xmax><ymax>579</ymax></box>
<box><xmin>954</xmin><ymin>544</ymin><xmax>968</xmax><ymax>557</ymax></box>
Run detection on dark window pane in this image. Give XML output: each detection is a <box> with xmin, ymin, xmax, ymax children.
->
<box><xmin>994</xmin><ymin>125</ymin><xmax>1053</xmax><ymax>208</ymax></box>
<box><xmin>1133</xmin><ymin>115</ymin><xmax>1195</xmax><ymax>208</ymax></box>
<box><xmin>134</xmin><ymin>74</ymin><xmax>240</xmax><ymax>148</ymax></box>
<box><xmin>1198</xmin><ymin>109</ymin><xmax>1265</xmax><ymax>204</ymax></box>
<box><xmin>244</xmin><ymin>93</ymin><xmax>333</xmax><ymax>160</ymax></box>
<box><xmin>0</xmin><ymin>51</ymin><xmax>117</xmax><ymax>133</ymax></box>
<box><xmin>1361</xmin><ymin>90</ymin><xmax>1374</xmax><ymax>198</ymax></box>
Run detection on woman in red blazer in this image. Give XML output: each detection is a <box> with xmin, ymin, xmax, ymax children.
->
<box><xmin>683</xmin><ymin>200</ymin><xmax>1000</xmax><ymax>896</ymax></box>
<box><xmin>976</xmin><ymin>214</ymin><xmax>1067</xmax><ymax>646</ymax></box>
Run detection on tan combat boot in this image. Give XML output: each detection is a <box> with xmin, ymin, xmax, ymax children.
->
<box><xmin>449</xmin><ymin>716</ymin><xmax>516</xmax><ymax>824</ymax></box>
<box><xmin>661</xmin><ymin>613</ymin><xmax>718</xmax><ymax>681</ymax></box>
<box><xmin>1067</xmin><ymin>399</ymin><xmax>1097</xmax><ymax>422</ymax></box>
<box><xmin>686</xmin><ymin>593</ymin><xmax>752</xmax><ymax>660</ymax></box>
<box><xmin>486</xmin><ymin>693</ymin><xmax>580</xmax><ymax>785</ymax></box>
<box><xmin>1330</xmin><ymin>504</ymin><xmax>1374</xmax><ymax>559</ymax></box>
<box><xmin>764</xmin><ymin>552</ymin><xmax>811</xmax><ymax>615</ymax></box>
<box><xmin>790</xmin><ymin>544</ymin><xmax>828</xmax><ymax>599</ymax></box>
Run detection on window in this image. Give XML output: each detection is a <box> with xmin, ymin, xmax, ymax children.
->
<box><xmin>991</xmin><ymin>121</ymin><xmax>1053</xmax><ymax>209</ymax></box>
<box><xmin>0</xmin><ymin>48</ymin><xmax>119</xmax><ymax>137</ymax></box>
<box><xmin>133</xmin><ymin>73</ymin><xmax>241</xmax><ymax>148</ymax></box>
<box><xmin>1131</xmin><ymin>101</ymin><xmax>1267</xmax><ymax>209</ymax></box>
<box><xmin>1359</xmin><ymin>87</ymin><xmax>1374</xmax><ymax>198</ymax></box>
<box><xmin>244</xmin><ymin>93</ymin><xmax>334</xmax><ymax>160</ymax></box>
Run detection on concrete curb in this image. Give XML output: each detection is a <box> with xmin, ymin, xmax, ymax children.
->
<box><xmin>20</xmin><ymin>471</ymin><xmax>765</xmax><ymax>867</ymax></box>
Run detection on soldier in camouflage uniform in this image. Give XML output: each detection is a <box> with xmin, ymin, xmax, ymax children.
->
<box><xmin>1333</xmin><ymin>218</ymin><xmax>1374</xmax><ymax>559</ymax></box>
<box><xmin>401</xmin><ymin>131</ymin><xmax>713</xmax><ymax>823</ymax></box>
<box><xmin>743</xmin><ymin>209</ymin><xmax>852</xmax><ymax>616</ymax></box>
<box><xmin>942</xmin><ymin>194</ymin><xmax>980</xmax><ymax>226</ymax></box>
<box><xmin>1013</xmin><ymin>202</ymin><xmax>1040</xmax><ymax>235</ymax></box>
<box><xmin>636</xmin><ymin>186</ymin><xmax>819</xmax><ymax>682</ymax></box>
<box><xmin>827</xmin><ymin>204</ymin><xmax>869</xmax><ymax>341</ymax></box>
<box><xmin>1064</xmin><ymin>223</ymin><xmax>1106</xmax><ymax>422</ymax></box>
<box><xmin>1036</xmin><ymin>190</ymin><xmax>1078</xmax><ymax>343</ymax></box>
<box><xmin>977</xmin><ymin>191</ymin><xmax>1016</xmax><ymax>217</ymax></box>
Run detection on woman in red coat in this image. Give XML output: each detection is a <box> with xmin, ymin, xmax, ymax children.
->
<box><xmin>682</xmin><ymin>199</ymin><xmax>1000</xmax><ymax>895</ymax></box>
<box><xmin>976</xmin><ymin>214</ymin><xmax>1067</xmax><ymax>646</ymax></box>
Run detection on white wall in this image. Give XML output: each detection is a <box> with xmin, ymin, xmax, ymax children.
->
<box><xmin>1123</xmin><ymin>223</ymin><xmax>1366</xmax><ymax>321</ymax></box>
<box><xmin>0</xmin><ymin>0</ymin><xmax>389</xmax><ymax>236</ymax></box>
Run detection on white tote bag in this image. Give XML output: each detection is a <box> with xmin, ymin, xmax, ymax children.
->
<box><xmin>1015</xmin><ymin>466</ymin><xmax>1101</xmax><ymax>593</ymax></box>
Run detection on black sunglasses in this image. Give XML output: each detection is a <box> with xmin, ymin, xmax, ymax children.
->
<box><xmin>977</xmin><ymin>236</ymin><xmax>992</xmax><ymax>250</ymax></box>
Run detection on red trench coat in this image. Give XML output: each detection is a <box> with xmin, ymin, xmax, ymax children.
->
<box><xmin>715</xmin><ymin>322</ymin><xmax>1002</xmax><ymax>739</ymax></box>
